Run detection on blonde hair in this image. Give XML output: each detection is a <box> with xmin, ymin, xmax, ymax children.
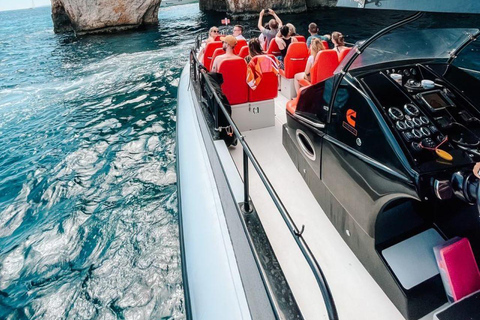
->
<box><xmin>332</xmin><ymin>31</ymin><xmax>345</xmax><ymax>46</ymax></box>
<box><xmin>286</xmin><ymin>23</ymin><xmax>296</xmax><ymax>36</ymax></box>
<box><xmin>310</xmin><ymin>38</ymin><xmax>325</xmax><ymax>57</ymax></box>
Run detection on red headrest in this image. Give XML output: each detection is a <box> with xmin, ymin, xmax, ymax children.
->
<box><xmin>338</xmin><ymin>47</ymin><xmax>352</xmax><ymax>63</ymax></box>
<box><xmin>217</xmin><ymin>57</ymin><xmax>248</xmax><ymax>105</ymax></box>
<box><xmin>248</xmin><ymin>55</ymin><xmax>278</xmax><ymax>102</ymax></box>
<box><xmin>212</xmin><ymin>48</ymin><xmax>226</xmax><ymax>64</ymax></box>
<box><xmin>267</xmin><ymin>38</ymin><xmax>281</xmax><ymax>57</ymax></box>
<box><xmin>238</xmin><ymin>46</ymin><xmax>249</xmax><ymax>59</ymax></box>
<box><xmin>214</xmin><ymin>35</ymin><xmax>222</xmax><ymax>41</ymax></box>
<box><xmin>283</xmin><ymin>42</ymin><xmax>309</xmax><ymax>79</ymax></box>
<box><xmin>311</xmin><ymin>49</ymin><xmax>339</xmax><ymax>84</ymax></box>
<box><xmin>234</xmin><ymin>40</ymin><xmax>248</xmax><ymax>55</ymax></box>
<box><xmin>322</xmin><ymin>40</ymin><xmax>329</xmax><ymax>50</ymax></box>
<box><xmin>294</xmin><ymin>35</ymin><xmax>306</xmax><ymax>42</ymax></box>
<box><xmin>203</xmin><ymin>41</ymin><xmax>223</xmax><ymax>71</ymax></box>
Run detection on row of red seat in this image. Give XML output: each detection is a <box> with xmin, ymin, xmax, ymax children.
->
<box><xmin>216</xmin><ymin>55</ymin><xmax>278</xmax><ymax>104</ymax></box>
<box><xmin>202</xmin><ymin>39</ymin><xmax>248</xmax><ymax>71</ymax></box>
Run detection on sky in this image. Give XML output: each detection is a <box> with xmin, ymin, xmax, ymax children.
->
<box><xmin>0</xmin><ymin>0</ymin><xmax>51</xmax><ymax>11</ymax></box>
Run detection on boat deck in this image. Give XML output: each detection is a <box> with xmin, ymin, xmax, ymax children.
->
<box><xmin>226</xmin><ymin>95</ymin><xmax>429</xmax><ymax>320</ymax></box>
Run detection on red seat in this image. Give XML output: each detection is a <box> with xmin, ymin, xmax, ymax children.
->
<box><xmin>203</xmin><ymin>41</ymin><xmax>223</xmax><ymax>71</ymax></box>
<box><xmin>322</xmin><ymin>40</ymin><xmax>329</xmax><ymax>50</ymax></box>
<box><xmin>234</xmin><ymin>40</ymin><xmax>248</xmax><ymax>55</ymax></box>
<box><xmin>211</xmin><ymin>48</ymin><xmax>226</xmax><ymax>65</ymax></box>
<box><xmin>294</xmin><ymin>35</ymin><xmax>306</xmax><ymax>42</ymax></box>
<box><xmin>217</xmin><ymin>57</ymin><xmax>249</xmax><ymax>105</ymax></box>
<box><xmin>299</xmin><ymin>49</ymin><xmax>339</xmax><ymax>88</ymax></box>
<box><xmin>338</xmin><ymin>47</ymin><xmax>352</xmax><ymax>63</ymax></box>
<box><xmin>282</xmin><ymin>42</ymin><xmax>309</xmax><ymax>79</ymax></box>
<box><xmin>238</xmin><ymin>46</ymin><xmax>249</xmax><ymax>59</ymax></box>
<box><xmin>214</xmin><ymin>35</ymin><xmax>222</xmax><ymax>41</ymax></box>
<box><xmin>267</xmin><ymin>38</ymin><xmax>281</xmax><ymax>57</ymax></box>
<box><xmin>248</xmin><ymin>55</ymin><xmax>278</xmax><ymax>102</ymax></box>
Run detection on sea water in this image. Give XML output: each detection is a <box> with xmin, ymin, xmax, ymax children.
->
<box><xmin>0</xmin><ymin>3</ymin><xmax>479</xmax><ymax>319</ymax></box>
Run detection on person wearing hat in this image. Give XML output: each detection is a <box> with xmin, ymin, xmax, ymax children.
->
<box><xmin>211</xmin><ymin>35</ymin><xmax>238</xmax><ymax>72</ymax></box>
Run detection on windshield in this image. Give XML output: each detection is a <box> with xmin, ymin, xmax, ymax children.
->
<box><xmin>337</xmin><ymin>28</ymin><xmax>479</xmax><ymax>72</ymax></box>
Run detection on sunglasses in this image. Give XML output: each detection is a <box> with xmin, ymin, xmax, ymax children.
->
<box><xmin>211</xmin><ymin>30</ymin><xmax>219</xmax><ymax>33</ymax></box>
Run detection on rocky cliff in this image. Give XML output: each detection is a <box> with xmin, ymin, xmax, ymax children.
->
<box><xmin>51</xmin><ymin>0</ymin><xmax>161</xmax><ymax>34</ymax></box>
<box><xmin>200</xmin><ymin>0</ymin><xmax>306</xmax><ymax>14</ymax></box>
<box><xmin>199</xmin><ymin>0</ymin><xmax>335</xmax><ymax>14</ymax></box>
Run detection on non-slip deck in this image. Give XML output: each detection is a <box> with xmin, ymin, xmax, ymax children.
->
<box><xmin>227</xmin><ymin>94</ymin><xmax>406</xmax><ymax>320</ymax></box>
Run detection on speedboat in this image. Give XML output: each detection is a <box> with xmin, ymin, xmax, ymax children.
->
<box><xmin>176</xmin><ymin>3</ymin><xmax>480</xmax><ymax>319</ymax></box>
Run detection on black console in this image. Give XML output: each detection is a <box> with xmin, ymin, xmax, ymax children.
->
<box><xmin>361</xmin><ymin>65</ymin><xmax>480</xmax><ymax>173</ymax></box>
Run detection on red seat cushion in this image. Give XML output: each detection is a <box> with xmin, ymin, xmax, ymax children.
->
<box><xmin>294</xmin><ymin>35</ymin><xmax>306</xmax><ymax>42</ymax></box>
<box><xmin>218</xmin><ymin>57</ymin><xmax>248</xmax><ymax>105</ymax></box>
<box><xmin>248</xmin><ymin>55</ymin><xmax>278</xmax><ymax>102</ymax></box>
<box><xmin>212</xmin><ymin>48</ymin><xmax>226</xmax><ymax>65</ymax></box>
<box><xmin>338</xmin><ymin>47</ymin><xmax>352</xmax><ymax>63</ymax></box>
<box><xmin>267</xmin><ymin>38</ymin><xmax>281</xmax><ymax>57</ymax></box>
<box><xmin>238</xmin><ymin>46</ymin><xmax>249</xmax><ymax>59</ymax></box>
<box><xmin>436</xmin><ymin>237</ymin><xmax>480</xmax><ymax>301</ymax></box>
<box><xmin>203</xmin><ymin>41</ymin><xmax>223</xmax><ymax>71</ymax></box>
<box><xmin>311</xmin><ymin>49</ymin><xmax>339</xmax><ymax>84</ymax></box>
<box><xmin>234</xmin><ymin>40</ymin><xmax>248</xmax><ymax>55</ymax></box>
<box><xmin>283</xmin><ymin>42</ymin><xmax>309</xmax><ymax>79</ymax></box>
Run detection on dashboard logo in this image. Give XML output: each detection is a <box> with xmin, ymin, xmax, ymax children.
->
<box><xmin>347</xmin><ymin>109</ymin><xmax>357</xmax><ymax>127</ymax></box>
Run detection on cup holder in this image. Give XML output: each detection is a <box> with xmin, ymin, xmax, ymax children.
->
<box><xmin>296</xmin><ymin>130</ymin><xmax>316</xmax><ymax>161</ymax></box>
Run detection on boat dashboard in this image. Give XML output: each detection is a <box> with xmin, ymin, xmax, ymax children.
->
<box><xmin>360</xmin><ymin>64</ymin><xmax>480</xmax><ymax>175</ymax></box>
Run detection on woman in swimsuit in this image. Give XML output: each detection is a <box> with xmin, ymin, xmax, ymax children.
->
<box><xmin>294</xmin><ymin>38</ymin><xmax>325</xmax><ymax>92</ymax></box>
<box><xmin>332</xmin><ymin>31</ymin><xmax>347</xmax><ymax>55</ymax></box>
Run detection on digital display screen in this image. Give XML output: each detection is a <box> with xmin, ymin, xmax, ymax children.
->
<box><xmin>421</xmin><ymin>92</ymin><xmax>451</xmax><ymax>110</ymax></box>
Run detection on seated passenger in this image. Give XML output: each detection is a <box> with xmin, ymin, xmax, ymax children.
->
<box><xmin>286</xmin><ymin>23</ymin><xmax>298</xmax><ymax>37</ymax></box>
<box><xmin>233</xmin><ymin>25</ymin><xmax>246</xmax><ymax>41</ymax></box>
<box><xmin>258</xmin><ymin>9</ymin><xmax>283</xmax><ymax>50</ymax></box>
<box><xmin>306</xmin><ymin>22</ymin><xmax>331</xmax><ymax>47</ymax></box>
<box><xmin>294</xmin><ymin>38</ymin><xmax>325</xmax><ymax>92</ymax></box>
<box><xmin>275</xmin><ymin>25</ymin><xmax>298</xmax><ymax>63</ymax></box>
<box><xmin>211</xmin><ymin>35</ymin><xmax>238</xmax><ymax>72</ymax></box>
<box><xmin>245</xmin><ymin>38</ymin><xmax>264</xmax><ymax>64</ymax></box>
<box><xmin>198</xmin><ymin>26</ymin><xmax>220</xmax><ymax>62</ymax></box>
<box><xmin>332</xmin><ymin>31</ymin><xmax>347</xmax><ymax>55</ymax></box>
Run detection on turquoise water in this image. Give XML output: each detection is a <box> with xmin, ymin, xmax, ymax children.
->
<box><xmin>0</xmin><ymin>3</ymin><xmax>479</xmax><ymax>319</ymax></box>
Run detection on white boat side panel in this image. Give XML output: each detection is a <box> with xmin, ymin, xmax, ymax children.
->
<box><xmin>177</xmin><ymin>65</ymin><xmax>251</xmax><ymax>320</ymax></box>
<box><xmin>382</xmin><ymin>229</ymin><xmax>445</xmax><ymax>290</ymax></box>
<box><xmin>214</xmin><ymin>140</ymin><xmax>244</xmax><ymax>203</ymax></box>
<box><xmin>229</xmin><ymin>102</ymin><xmax>405</xmax><ymax>320</ymax></box>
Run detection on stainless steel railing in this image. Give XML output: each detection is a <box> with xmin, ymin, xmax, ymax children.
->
<box><xmin>189</xmin><ymin>42</ymin><xmax>339</xmax><ymax>320</ymax></box>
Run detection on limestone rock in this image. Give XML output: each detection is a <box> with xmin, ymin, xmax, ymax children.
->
<box><xmin>51</xmin><ymin>0</ymin><xmax>161</xmax><ymax>34</ymax></box>
<box><xmin>200</xmin><ymin>0</ymin><xmax>307</xmax><ymax>14</ymax></box>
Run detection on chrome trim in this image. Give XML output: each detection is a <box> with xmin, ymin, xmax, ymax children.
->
<box><xmin>294</xmin><ymin>114</ymin><xmax>325</xmax><ymax>129</ymax></box>
<box><xmin>296</xmin><ymin>129</ymin><xmax>316</xmax><ymax>161</ymax></box>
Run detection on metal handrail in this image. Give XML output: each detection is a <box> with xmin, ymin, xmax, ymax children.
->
<box><xmin>189</xmin><ymin>47</ymin><xmax>339</xmax><ymax>320</ymax></box>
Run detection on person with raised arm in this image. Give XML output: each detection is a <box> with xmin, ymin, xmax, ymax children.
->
<box><xmin>257</xmin><ymin>8</ymin><xmax>283</xmax><ymax>50</ymax></box>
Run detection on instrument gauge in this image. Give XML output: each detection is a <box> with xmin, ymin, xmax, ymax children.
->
<box><xmin>420</xmin><ymin>127</ymin><xmax>431</xmax><ymax>136</ymax></box>
<box><xmin>412</xmin><ymin>128</ymin><xmax>423</xmax><ymax>139</ymax></box>
<box><xmin>396</xmin><ymin>121</ymin><xmax>407</xmax><ymax>131</ymax></box>
<box><xmin>413</xmin><ymin>117</ymin><xmax>423</xmax><ymax>127</ymax></box>
<box><xmin>404</xmin><ymin>103</ymin><xmax>420</xmax><ymax>116</ymax></box>
<box><xmin>388</xmin><ymin>107</ymin><xmax>404</xmax><ymax>120</ymax></box>
<box><xmin>420</xmin><ymin>116</ymin><xmax>429</xmax><ymax>125</ymax></box>
<box><xmin>405</xmin><ymin>120</ymin><xmax>415</xmax><ymax>129</ymax></box>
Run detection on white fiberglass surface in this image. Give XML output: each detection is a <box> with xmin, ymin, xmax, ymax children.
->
<box><xmin>228</xmin><ymin>97</ymin><xmax>405</xmax><ymax>320</ymax></box>
<box><xmin>177</xmin><ymin>65</ymin><xmax>251</xmax><ymax>320</ymax></box>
